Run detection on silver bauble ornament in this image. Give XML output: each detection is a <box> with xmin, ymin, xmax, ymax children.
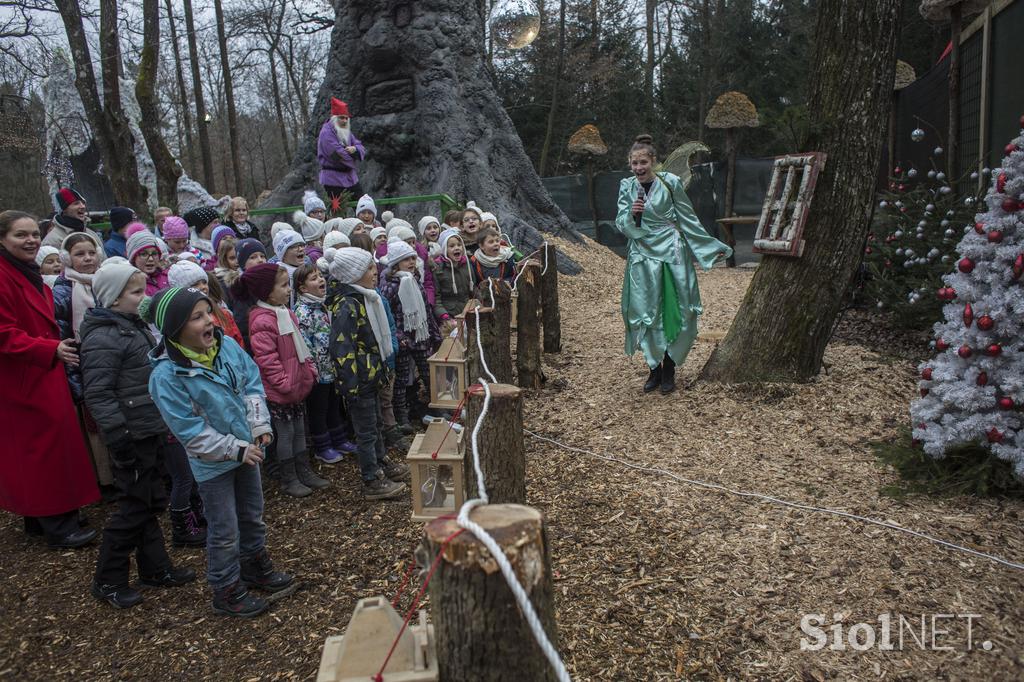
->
<box><xmin>926</xmin><ymin>204</ymin><xmax>936</xmax><ymax>212</ymax></box>
<box><xmin>928</xmin><ymin>248</ymin><xmax>940</xmax><ymax>258</ymax></box>
<box><xmin>918</xmin><ymin>220</ymin><xmax>927</xmax><ymax>228</ymax></box>
<box><xmin>879</xmin><ymin>200</ymin><xmax>888</xmax><ymax>209</ymax></box>
<box><xmin>936</xmin><ymin>172</ymin><xmax>946</xmax><ymax>182</ymax></box>
<box><xmin>877</xmin><ymin>301</ymin><xmax>885</xmax><ymax>309</ymax></box>
<box><xmin>971</xmin><ymin>171</ymin><xmax>979</xmax><ymax>180</ymax></box>
<box><xmin>488</xmin><ymin>0</ymin><xmax>541</xmax><ymax>49</ymax></box>
<box><xmin>964</xmin><ymin>197</ymin><xmax>975</xmax><ymax>206</ymax></box>
<box><xmin>896</xmin><ymin>248</ymin><xmax>905</xmax><ymax>256</ymax></box>
<box><xmin>940</xmin><ymin>219</ymin><xmax>950</xmax><ymax>227</ymax></box>
<box><xmin>934</xmin><ymin>147</ymin><xmax>944</xmax><ymax>156</ymax></box>
<box><xmin>907</xmin><ymin>168</ymin><xmax>918</xmax><ymax>179</ymax></box>
<box><xmin>894</xmin><ymin>230</ymin><xmax>904</xmax><ymax>238</ymax></box>
<box><xmin>911</xmin><ymin>128</ymin><xmax>926</xmax><ymax>142</ymax></box>
<box><xmin>941</xmin><ymin>255</ymin><xmax>951</xmax><ymax>263</ymax></box>
<box><xmin>905</xmin><ymin>248</ymin><xmax>915</xmax><ymax>257</ymax></box>
<box><xmin>944</xmin><ymin>228</ymin><xmax>955</xmax><ymax>237</ymax></box>
<box><xmin>982</xmin><ymin>167</ymin><xmax>991</xmax><ymax>175</ymax></box>
<box><xmin>917</xmin><ymin>233</ymin><xmax>926</xmax><ymax>239</ymax></box>
<box><xmin>927</xmin><ymin>170</ymin><xmax>937</xmax><ymax>179</ymax></box>
<box><xmin>940</xmin><ymin>186</ymin><xmax>952</xmax><ymax>194</ymax></box>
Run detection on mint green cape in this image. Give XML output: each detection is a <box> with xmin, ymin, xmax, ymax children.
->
<box><xmin>615</xmin><ymin>172</ymin><xmax>733</xmax><ymax>369</ymax></box>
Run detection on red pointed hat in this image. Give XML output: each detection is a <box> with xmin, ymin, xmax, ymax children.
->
<box><xmin>331</xmin><ymin>97</ymin><xmax>351</xmax><ymax>117</ymax></box>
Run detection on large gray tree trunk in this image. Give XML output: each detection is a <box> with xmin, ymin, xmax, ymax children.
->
<box><xmin>260</xmin><ymin>0</ymin><xmax>583</xmax><ymax>273</ymax></box>
<box><xmin>700</xmin><ymin>0</ymin><xmax>902</xmax><ymax>383</ymax></box>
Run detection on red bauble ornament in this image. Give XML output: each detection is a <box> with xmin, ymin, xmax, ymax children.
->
<box><xmin>1013</xmin><ymin>254</ymin><xmax>1024</xmax><ymax>280</ymax></box>
<box><xmin>900</xmin><ymin>207</ymin><xmax>907</xmax><ymax>213</ymax></box>
<box><xmin>1003</xmin><ymin>198</ymin><xmax>1021</xmax><ymax>213</ymax></box>
<box><xmin>936</xmin><ymin>338</ymin><xmax>949</xmax><ymax>351</ymax></box>
<box><xmin>885</xmin><ymin>259</ymin><xmax>892</xmax><ymax>268</ymax></box>
<box><xmin>998</xmin><ymin>397</ymin><xmax>1015</xmax><ymax>410</ymax></box>
<box><xmin>867</xmin><ymin>233</ymin><xmax>875</xmax><ymax>242</ymax></box>
<box><xmin>894</xmin><ymin>167</ymin><xmax>902</xmax><ymax>175</ymax></box>
<box><xmin>922</xmin><ymin>367</ymin><xmax>933</xmax><ymax>380</ymax></box>
<box><xmin>987</xmin><ymin>427</ymin><xmax>1004</xmax><ymax>444</ymax></box>
<box><xmin>974</xmin><ymin>222</ymin><xmax>986</xmax><ymax>234</ymax></box>
<box><xmin>1007</xmin><ymin>143</ymin><xmax>1019</xmax><ymax>155</ymax></box>
<box><xmin>958</xmin><ymin>257</ymin><xmax>975</xmax><ymax>273</ymax></box>
<box><xmin>898</xmin><ymin>184</ymin><xmax>907</xmax><ymax>192</ymax></box>
<box><xmin>989</xmin><ymin>230</ymin><xmax>1004</xmax><ymax>243</ymax></box>
<box><xmin>997</xmin><ymin>173</ymin><xmax>1007</xmax><ymax>193</ymax></box>
<box><xmin>977</xmin><ymin>371</ymin><xmax>988</xmax><ymax>386</ymax></box>
<box><xmin>920</xmin><ymin>388</ymin><xmax>929</xmax><ymax>397</ymax></box>
<box><xmin>958</xmin><ymin>345</ymin><xmax>973</xmax><ymax>359</ymax></box>
<box><xmin>963</xmin><ymin>303</ymin><xmax>974</xmax><ymax>327</ymax></box>
<box><xmin>977</xmin><ymin>315</ymin><xmax>994</xmax><ymax>331</ymax></box>
<box><xmin>1020</xmin><ymin>114</ymin><xmax>1024</xmax><ymax>128</ymax></box>
<box><xmin>986</xmin><ymin>343</ymin><xmax>1002</xmax><ymax>357</ymax></box>
<box><xmin>917</xmin><ymin>422</ymin><xmax>927</xmax><ymax>430</ymax></box>
<box><xmin>865</xmin><ymin>246</ymin><xmax>873</xmax><ymax>255</ymax></box>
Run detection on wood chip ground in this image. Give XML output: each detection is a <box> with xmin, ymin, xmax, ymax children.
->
<box><xmin>2</xmin><ymin>237</ymin><xmax>1022</xmax><ymax>680</ymax></box>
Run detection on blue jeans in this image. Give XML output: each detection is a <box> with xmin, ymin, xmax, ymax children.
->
<box><xmin>348</xmin><ymin>392</ymin><xmax>386</xmax><ymax>482</ymax></box>
<box><xmin>196</xmin><ymin>463</ymin><xmax>266</xmax><ymax>590</ymax></box>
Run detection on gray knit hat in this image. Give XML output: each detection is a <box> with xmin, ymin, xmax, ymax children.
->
<box><xmin>325</xmin><ymin>246</ymin><xmax>373</xmax><ymax>284</ymax></box>
<box><xmin>92</xmin><ymin>261</ymin><xmax>142</xmax><ymax>308</ymax></box>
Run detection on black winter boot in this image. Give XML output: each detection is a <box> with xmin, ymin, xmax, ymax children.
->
<box><xmin>294</xmin><ymin>452</ymin><xmax>329</xmax><ymax>489</ymax></box>
<box><xmin>170</xmin><ymin>507</ymin><xmax>207</xmax><ymax>547</ymax></box>
<box><xmin>277</xmin><ymin>458</ymin><xmax>312</xmax><ymax>497</ymax></box>
<box><xmin>643</xmin><ymin>364</ymin><xmax>663</xmax><ymax>393</ymax></box>
<box><xmin>660</xmin><ymin>354</ymin><xmax>676</xmax><ymax>394</ymax></box>
<box><xmin>212</xmin><ymin>581</ymin><xmax>267</xmax><ymax>617</ymax></box>
<box><xmin>141</xmin><ymin>565</ymin><xmax>197</xmax><ymax>588</ymax></box>
<box><xmin>92</xmin><ymin>581</ymin><xmax>143</xmax><ymax>609</ymax></box>
<box><xmin>240</xmin><ymin>549</ymin><xmax>294</xmax><ymax>592</ymax></box>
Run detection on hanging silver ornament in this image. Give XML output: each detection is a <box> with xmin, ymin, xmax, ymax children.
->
<box><xmin>904</xmin><ymin>260</ymin><xmax>913</xmax><ymax>268</ymax></box>
<box><xmin>940</xmin><ymin>219</ymin><xmax>950</xmax><ymax>227</ymax></box>
<box><xmin>964</xmin><ymin>197</ymin><xmax>975</xmax><ymax>206</ymax></box>
<box><xmin>944</xmin><ymin>228</ymin><xmax>955</xmax><ymax>238</ymax></box>
<box><xmin>905</xmin><ymin>248</ymin><xmax>915</xmax><ymax>257</ymax></box>
<box><xmin>907</xmin><ymin>168</ymin><xmax>918</xmax><ymax>179</ymax></box>
<box><xmin>940</xmin><ymin>186</ymin><xmax>952</xmax><ymax>194</ymax></box>
<box><xmin>896</xmin><ymin>248</ymin><xmax>905</xmax><ymax>256</ymax></box>
<box><xmin>877</xmin><ymin>301</ymin><xmax>885</xmax><ymax>309</ymax></box>
<box><xmin>928</xmin><ymin>248</ymin><xmax>940</xmax><ymax>258</ymax></box>
<box><xmin>936</xmin><ymin>172</ymin><xmax>946</xmax><ymax>182</ymax></box>
<box><xmin>917</xmin><ymin>257</ymin><xmax>927</xmax><ymax>264</ymax></box>
<box><xmin>911</xmin><ymin>128</ymin><xmax>926</xmax><ymax>142</ymax></box>
<box><xmin>942</xmin><ymin>255</ymin><xmax>951</xmax><ymax>263</ymax></box>
<box><xmin>946</xmin><ymin>210</ymin><xmax>954</xmax><ymax>216</ymax></box>
<box><xmin>927</xmin><ymin>170</ymin><xmax>937</xmax><ymax>179</ymax></box>
<box><xmin>982</xmin><ymin>167</ymin><xmax>991</xmax><ymax>175</ymax></box>
<box><xmin>895</xmin><ymin>201</ymin><xmax>904</xmax><ymax>208</ymax></box>
<box><xmin>879</xmin><ymin>200</ymin><xmax>888</xmax><ymax>209</ymax></box>
<box><xmin>917</xmin><ymin>233</ymin><xmax>926</xmax><ymax>239</ymax></box>
<box><xmin>488</xmin><ymin>0</ymin><xmax>541</xmax><ymax>49</ymax></box>
<box><xmin>894</xmin><ymin>230</ymin><xmax>904</xmax><ymax>238</ymax></box>
<box><xmin>918</xmin><ymin>220</ymin><xmax>928</xmax><ymax>228</ymax></box>
<box><xmin>925</xmin><ymin>203</ymin><xmax>936</xmax><ymax>212</ymax></box>
<box><xmin>971</xmin><ymin>171</ymin><xmax>979</xmax><ymax>180</ymax></box>
<box><xmin>934</xmin><ymin>147</ymin><xmax>944</xmax><ymax>156</ymax></box>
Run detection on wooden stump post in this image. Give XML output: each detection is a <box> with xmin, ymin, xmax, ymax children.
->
<box><xmin>541</xmin><ymin>243</ymin><xmax>561</xmax><ymax>353</ymax></box>
<box><xmin>464</xmin><ymin>382</ymin><xmax>525</xmax><ymax>504</ymax></box>
<box><xmin>465</xmin><ymin>279</ymin><xmax>513</xmax><ymax>384</ymax></box>
<box><xmin>516</xmin><ymin>264</ymin><xmax>544</xmax><ymax>389</ymax></box>
<box><xmin>424</xmin><ymin>504</ymin><xmax>558</xmax><ymax>682</ymax></box>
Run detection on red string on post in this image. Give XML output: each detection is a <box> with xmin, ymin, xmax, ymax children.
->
<box><xmin>431</xmin><ymin>393</ymin><xmax>467</xmax><ymax>460</ymax></box>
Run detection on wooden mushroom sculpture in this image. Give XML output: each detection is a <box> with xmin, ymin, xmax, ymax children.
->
<box><xmin>705</xmin><ymin>91</ymin><xmax>759</xmax><ymax>219</ymax></box>
<box><xmin>568</xmin><ymin>124</ymin><xmax>609</xmax><ymax>235</ymax></box>
<box><xmin>919</xmin><ymin>0</ymin><xmax>988</xmax><ymax>181</ymax></box>
<box><xmin>889</xmin><ymin>60</ymin><xmax>917</xmax><ymax>175</ymax></box>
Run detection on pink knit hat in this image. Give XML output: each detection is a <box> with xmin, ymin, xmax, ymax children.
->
<box><xmin>124</xmin><ymin>222</ymin><xmax>149</xmax><ymax>240</ymax></box>
<box><xmin>162</xmin><ymin>216</ymin><xmax>188</xmax><ymax>240</ymax></box>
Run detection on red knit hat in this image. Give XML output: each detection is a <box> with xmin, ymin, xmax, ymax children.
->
<box><xmin>229</xmin><ymin>262</ymin><xmax>282</xmax><ymax>303</ymax></box>
<box><xmin>330</xmin><ymin>97</ymin><xmax>351</xmax><ymax>117</ymax></box>
<box><xmin>55</xmin><ymin>187</ymin><xmax>86</xmax><ymax>211</ymax></box>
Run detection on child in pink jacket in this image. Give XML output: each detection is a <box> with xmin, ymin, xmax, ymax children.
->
<box><xmin>230</xmin><ymin>263</ymin><xmax>325</xmax><ymax>498</ymax></box>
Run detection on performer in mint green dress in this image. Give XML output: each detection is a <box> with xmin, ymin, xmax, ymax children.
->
<box><xmin>615</xmin><ymin>135</ymin><xmax>732</xmax><ymax>394</ymax></box>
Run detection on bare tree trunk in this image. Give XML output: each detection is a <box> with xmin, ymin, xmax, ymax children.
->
<box><xmin>260</xmin><ymin>0</ymin><xmax>584</xmax><ymax>272</ymax></box>
<box><xmin>213</xmin><ymin>0</ymin><xmax>242</xmax><ymax>195</ymax></box>
<box><xmin>537</xmin><ymin>0</ymin><xmax>565</xmax><ymax>177</ymax></box>
<box><xmin>164</xmin><ymin>0</ymin><xmax>195</xmax><ymax>176</ymax></box>
<box><xmin>183</xmin><ymin>0</ymin><xmax>215</xmax><ymax>192</ymax></box>
<box><xmin>644</xmin><ymin>0</ymin><xmax>656</xmax><ymax>129</ymax></box>
<box><xmin>541</xmin><ymin>243</ymin><xmax>562</xmax><ymax>353</ymax></box>
<box><xmin>947</xmin><ymin>4</ymin><xmax>961</xmax><ymax>188</ymax></box>
<box><xmin>465</xmin><ymin>383</ymin><xmax>526</xmax><ymax>504</ymax></box>
<box><xmin>723</xmin><ymin>128</ymin><xmax>736</xmax><ymax>217</ymax></box>
<box><xmin>268</xmin><ymin>50</ymin><xmax>291</xmax><ymax>160</ymax></box>
<box><xmin>136</xmin><ymin>0</ymin><xmax>182</xmax><ymax>208</ymax></box>
<box><xmin>55</xmin><ymin>0</ymin><xmax>147</xmax><ymax>211</ymax></box>
<box><xmin>700</xmin><ymin>0</ymin><xmax>902</xmax><ymax>383</ymax></box>
<box><xmin>516</xmin><ymin>265</ymin><xmax>544</xmax><ymax>389</ymax></box>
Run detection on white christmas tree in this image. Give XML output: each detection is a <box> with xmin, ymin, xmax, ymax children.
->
<box><xmin>911</xmin><ymin>116</ymin><xmax>1024</xmax><ymax>474</ymax></box>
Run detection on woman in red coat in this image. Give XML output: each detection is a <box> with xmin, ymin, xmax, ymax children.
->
<box><xmin>0</xmin><ymin>210</ymin><xmax>99</xmax><ymax>548</ymax></box>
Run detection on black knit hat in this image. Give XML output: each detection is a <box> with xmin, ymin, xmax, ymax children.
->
<box><xmin>146</xmin><ymin>286</ymin><xmax>211</xmax><ymax>341</ymax></box>
<box><xmin>108</xmin><ymin>206</ymin><xmax>134</xmax><ymax>232</ymax></box>
<box><xmin>183</xmin><ymin>206</ymin><xmax>221</xmax><ymax>230</ymax></box>
<box><xmin>55</xmin><ymin>187</ymin><xmax>86</xmax><ymax>211</ymax></box>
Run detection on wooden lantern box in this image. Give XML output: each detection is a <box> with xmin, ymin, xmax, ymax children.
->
<box><xmin>427</xmin><ymin>337</ymin><xmax>467</xmax><ymax>410</ymax></box>
<box><xmin>408</xmin><ymin>419</ymin><xmax>465</xmax><ymax>522</ymax></box>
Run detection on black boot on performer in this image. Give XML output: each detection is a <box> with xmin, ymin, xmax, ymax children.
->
<box><xmin>660</xmin><ymin>354</ymin><xmax>676</xmax><ymax>394</ymax></box>
<box><xmin>643</xmin><ymin>364</ymin><xmax>662</xmax><ymax>393</ymax></box>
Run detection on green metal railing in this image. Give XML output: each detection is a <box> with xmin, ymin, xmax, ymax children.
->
<box><xmin>89</xmin><ymin>193</ymin><xmax>462</xmax><ymax>232</ymax></box>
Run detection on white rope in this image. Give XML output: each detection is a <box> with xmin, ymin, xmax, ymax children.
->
<box><xmin>487</xmin><ymin>277</ymin><xmax>496</xmax><ymax>309</ymax></box>
<box><xmin>458</xmin><ymin>379</ymin><xmax>572</xmax><ymax>682</ymax></box>
<box><xmin>540</xmin><ymin>240</ymin><xmax>550</xmax><ymax>276</ymax></box>
<box><xmin>524</xmin><ymin>429</ymin><xmax>1024</xmax><ymax>573</ymax></box>
<box><xmin>472</xmin><ymin>304</ymin><xmax>497</xmax><ymax>383</ymax></box>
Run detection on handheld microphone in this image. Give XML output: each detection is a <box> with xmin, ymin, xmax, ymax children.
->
<box><xmin>635</xmin><ymin>183</ymin><xmax>646</xmax><ymax>228</ymax></box>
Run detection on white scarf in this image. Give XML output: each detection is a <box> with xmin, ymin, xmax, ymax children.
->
<box><xmin>473</xmin><ymin>246</ymin><xmax>514</xmax><ymax>269</ymax></box>
<box><xmin>349</xmin><ymin>283</ymin><xmax>393</xmax><ymax>363</ymax></box>
<box><xmin>395</xmin><ymin>270</ymin><xmax>429</xmax><ymax>343</ymax></box>
<box><xmin>299</xmin><ymin>291</ymin><xmax>325</xmax><ymax>306</ymax></box>
<box><xmin>427</xmin><ymin>240</ymin><xmax>442</xmax><ymax>259</ymax></box>
<box><xmin>64</xmin><ymin>268</ymin><xmax>95</xmax><ymax>339</ymax></box>
<box><xmin>332</xmin><ymin>116</ymin><xmax>352</xmax><ymax>146</ymax></box>
<box><xmin>256</xmin><ymin>300</ymin><xmax>310</xmax><ymax>363</ymax></box>
<box><xmin>190</xmin><ymin>229</ymin><xmax>214</xmax><ymax>260</ymax></box>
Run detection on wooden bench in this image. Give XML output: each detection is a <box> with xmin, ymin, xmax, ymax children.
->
<box><xmin>715</xmin><ymin>215</ymin><xmax>759</xmax><ymax>267</ymax></box>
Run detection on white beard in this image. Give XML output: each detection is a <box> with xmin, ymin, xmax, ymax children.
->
<box><xmin>332</xmin><ymin>116</ymin><xmax>352</xmax><ymax>145</ymax></box>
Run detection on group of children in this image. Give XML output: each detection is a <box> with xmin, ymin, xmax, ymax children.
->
<box><xmin>39</xmin><ymin>187</ymin><xmax>522</xmax><ymax>617</ymax></box>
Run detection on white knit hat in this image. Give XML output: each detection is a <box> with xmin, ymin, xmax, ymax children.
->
<box><xmin>293</xmin><ymin>209</ymin><xmax>325</xmax><ymax>242</ymax></box>
<box><xmin>270</xmin><ymin>221</ymin><xmax>293</xmax><ymax>240</ymax></box>
<box><xmin>387</xmin><ymin>222</ymin><xmax>416</xmax><ymax>243</ymax></box>
<box><xmin>167</xmin><ymin>260</ymin><xmax>208</xmax><ymax>288</ymax></box>
<box><xmin>273</xmin><ymin>228</ymin><xmax>306</xmax><ymax>260</ymax></box>
<box><xmin>418</xmin><ymin>216</ymin><xmax>440</xmax><ymax>236</ymax></box>
<box><xmin>35</xmin><ymin>245</ymin><xmax>59</xmax><ymax>267</ymax></box>
<box><xmin>463</xmin><ymin>201</ymin><xmax>483</xmax><ymax>219</ymax></box>
<box><xmin>325</xmin><ymin>246</ymin><xmax>373</xmax><ymax>284</ymax></box>
<box><xmin>92</xmin><ymin>261</ymin><xmax>141</xmax><ymax>308</ymax></box>
<box><xmin>356</xmin><ymin>194</ymin><xmax>377</xmax><ymax>218</ymax></box>
<box><xmin>303</xmin><ymin>190</ymin><xmax>326</xmax><ymax>214</ymax></box>
<box><xmin>480</xmin><ymin>211</ymin><xmax>498</xmax><ymax>227</ymax></box>
<box><xmin>369</xmin><ymin>226</ymin><xmax>387</xmax><ymax>241</ymax></box>
<box><xmin>380</xmin><ymin>210</ymin><xmax>394</xmax><ymax>224</ymax></box>
<box><xmin>324</xmin><ymin>231</ymin><xmax>351</xmax><ymax>249</ymax></box>
<box><xmin>384</xmin><ymin>240</ymin><xmax>417</xmax><ymax>271</ymax></box>
<box><xmin>326</xmin><ymin>217</ymin><xmax>362</xmax><ymax>237</ymax></box>
<box><xmin>438</xmin><ymin>228</ymin><xmax>463</xmax><ymax>251</ymax></box>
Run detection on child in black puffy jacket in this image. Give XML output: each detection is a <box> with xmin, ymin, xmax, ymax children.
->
<box><xmin>79</xmin><ymin>262</ymin><xmax>195</xmax><ymax>609</ymax></box>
